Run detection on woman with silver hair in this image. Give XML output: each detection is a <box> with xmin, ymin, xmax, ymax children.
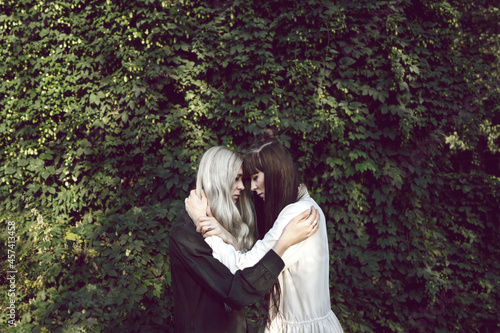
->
<box><xmin>170</xmin><ymin>146</ymin><xmax>319</xmax><ymax>333</ymax></box>
<box><xmin>192</xmin><ymin>146</ymin><xmax>256</xmax><ymax>251</ymax></box>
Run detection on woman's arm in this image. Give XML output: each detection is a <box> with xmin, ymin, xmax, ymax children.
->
<box><xmin>169</xmin><ymin>215</ymin><xmax>285</xmax><ymax>310</ymax></box>
<box><xmin>185</xmin><ymin>189</ymin><xmax>241</xmax><ymax>250</ymax></box>
<box><xmin>205</xmin><ymin>203</ymin><xmax>319</xmax><ymax>273</ymax></box>
<box><xmin>197</xmin><ymin>216</ymin><xmax>240</xmax><ymax>250</ymax></box>
<box><xmin>271</xmin><ymin>207</ymin><xmax>319</xmax><ymax>257</ymax></box>
<box><xmin>197</xmin><ymin>208</ymin><xmax>318</xmax><ymax>254</ymax></box>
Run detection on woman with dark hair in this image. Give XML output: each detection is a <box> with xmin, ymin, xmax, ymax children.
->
<box><xmin>194</xmin><ymin>133</ymin><xmax>344</xmax><ymax>332</ymax></box>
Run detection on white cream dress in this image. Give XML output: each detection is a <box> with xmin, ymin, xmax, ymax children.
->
<box><xmin>206</xmin><ymin>190</ymin><xmax>344</xmax><ymax>332</ymax></box>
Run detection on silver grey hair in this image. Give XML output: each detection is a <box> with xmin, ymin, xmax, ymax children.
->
<box><xmin>196</xmin><ymin>146</ymin><xmax>255</xmax><ymax>250</ymax></box>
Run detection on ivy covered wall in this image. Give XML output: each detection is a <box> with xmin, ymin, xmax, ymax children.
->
<box><xmin>1</xmin><ymin>0</ymin><xmax>499</xmax><ymax>332</ymax></box>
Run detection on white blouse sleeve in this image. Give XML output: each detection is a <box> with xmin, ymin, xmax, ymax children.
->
<box><xmin>205</xmin><ymin>201</ymin><xmax>312</xmax><ymax>274</ymax></box>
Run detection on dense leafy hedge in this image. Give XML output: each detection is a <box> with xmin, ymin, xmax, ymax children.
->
<box><xmin>1</xmin><ymin>0</ymin><xmax>499</xmax><ymax>332</ymax></box>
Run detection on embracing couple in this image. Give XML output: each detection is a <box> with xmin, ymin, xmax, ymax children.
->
<box><xmin>169</xmin><ymin>130</ymin><xmax>344</xmax><ymax>332</ymax></box>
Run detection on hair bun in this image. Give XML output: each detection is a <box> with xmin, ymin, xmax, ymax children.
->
<box><xmin>251</xmin><ymin>127</ymin><xmax>278</xmax><ymax>148</ymax></box>
<box><xmin>263</xmin><ymin>128</ymin><xmax>276</xmax><ymax>141</ymax></box>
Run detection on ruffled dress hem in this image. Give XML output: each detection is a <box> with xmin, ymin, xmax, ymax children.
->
<box><xmin>267</xmin><ymin>310</ymin><xmax>343</xmax><ymax>333</ymax></box>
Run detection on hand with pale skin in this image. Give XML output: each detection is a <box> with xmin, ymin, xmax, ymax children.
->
<box><xmin>197</xmin><ymin>205</ymin><xmax>320</xmax><ymax>258</ymax></box>
<box><xmin>197</xmin><ymin>216</ymin><xmax>240</xmax><ymax>250</ymax></box>
<box><xmin>185</xmin><ymin>189</ymin><xmax>240</xmax><ymax>249</ymax></box>
<box><xmin>185</xmin><ymin>189</ymin><xmax>208</xmax><ymax>226</ymax></box>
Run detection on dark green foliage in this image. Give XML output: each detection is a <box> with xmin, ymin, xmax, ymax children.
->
<box><xmin>1</xmin><ymin>0</ymin><xmax>499</xmax><ymax>332</ymax></box>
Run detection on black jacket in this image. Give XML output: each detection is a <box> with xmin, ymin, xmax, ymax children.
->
<box><xmin>169</xmin><ymin>212</ymin><xmax>284</xmax><ymax>333</ymax></box>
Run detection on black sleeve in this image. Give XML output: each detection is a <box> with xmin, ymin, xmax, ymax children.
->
<box><xmin>169</xmin><ymin>220</ymin><xmax>284</xmax><ymax>310</ymax></box>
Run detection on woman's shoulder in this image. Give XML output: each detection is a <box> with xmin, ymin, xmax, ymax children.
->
<box><xmin>169</xmin><ymin>212</ymin><xmax>196</xmax><ymax>238</ymax></box>
<box><xmin>278</xmin><ymin>191</ymin><xmax>317</xmax><ymax>217</ymax></box>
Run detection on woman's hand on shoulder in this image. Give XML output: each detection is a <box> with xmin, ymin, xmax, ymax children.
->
<box><xmin>197</xmin><ymin>217</ymin><xmax>240</xmax><ymax>251</ymax></box>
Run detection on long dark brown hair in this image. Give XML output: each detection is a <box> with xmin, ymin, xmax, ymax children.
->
<box><xmin>243</xmin><ymin>129</ymin><xmax>303</xmax><ymax>325</ymax></box>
